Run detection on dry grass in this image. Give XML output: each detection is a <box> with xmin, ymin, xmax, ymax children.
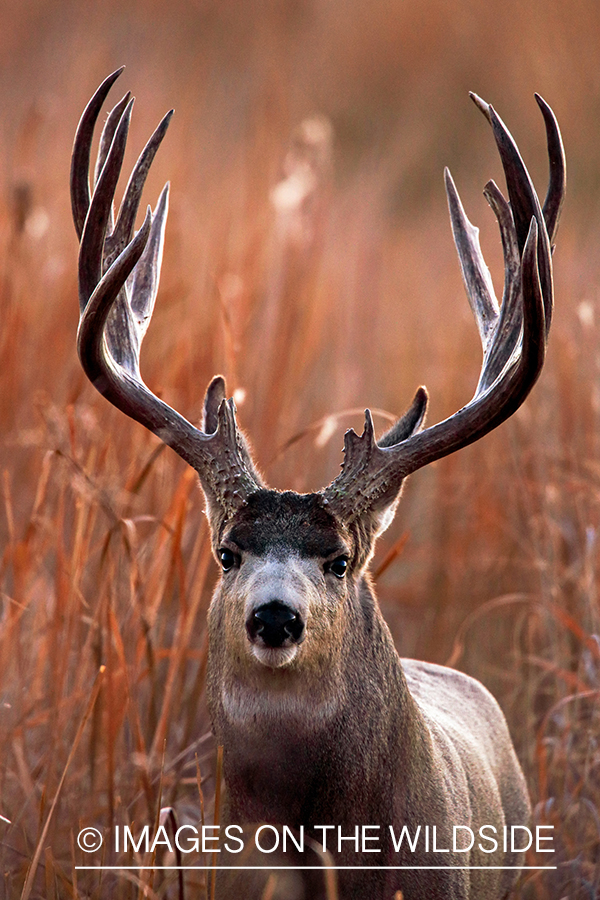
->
<box><xmin>0</xmin><ymin>0</ymin><xmax>599</xmax><ymax>897</ymax></box>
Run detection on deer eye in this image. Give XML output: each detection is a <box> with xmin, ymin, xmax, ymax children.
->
<box><xmin>326</xmin><ymin>556</ymin><xmax>348</xmax><ymax>579</ymax></box>
<box><xmin>218</xmin><ymin>548</ymin><xmax>239</xmax><ymax>572</ymax></box>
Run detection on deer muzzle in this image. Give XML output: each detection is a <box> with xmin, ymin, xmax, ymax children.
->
<box><xmin>246</xmin><ymin>600</ymin><xmax>306</xmax><ymax>649</ymax></box>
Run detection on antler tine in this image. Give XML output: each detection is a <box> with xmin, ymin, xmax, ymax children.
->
<box><xmin>94</xmin><ymin>92</ymin><xmax>132</xmax><ymax>195</ymax></box>
<box><xmin>73</xmin><ymin>73</ymin><xmax>263</xmax><ymax>519</ymax></box>
<box><xmin>126</xmin><ymin>182</ymin><xmax>169</xmax><ymax>351</ymax></box>
<box><xmin>535</xmin><ymin>93</ymin><xmax>566</xmax><ymax>247</ymax></box>
<box><xmin>323</xmin><ymin>95</ymin><xmax>563</xmax><ymax>522</ymax></box>
<box><xmin>101</xmin><ymin>183</ymin><xmax>169</xmax><ymax>377</ymax></box>
<box><xmin>469</xmin><ymin>94</ymin><xmax>540</xmax><ymax>252</ymax></box>
<box><xmin>70</xmin><ymin>66</ymin><xmax>125</xmax><ymax>239</ymax></box>
<box><xmin>377</xmin><ymin>387</ymin><xmax>429</xmax><ymax>448</ymax></box>
<box><xmin>470</xmin><ymin>92</ymin><xmax>554</xmax><ymax>334</ymax></box>
<box><xmin>444</xmin><ymin>169</ymin><xmax>524</xmax><ymax>396</ymax></box>
<box><xmin>477</xmin><ymin>180</ymin><xmax>523</xmax><ymax>391</ymax></box>
<box><xmin>77</xmin><ymin>204</ymin><xmax>153</xmax><ymax>383</ymax></box>
<box><xmin>105</xmin><ymin>108</ymin><xmax>174</xmax><ymax>268</ymax></box>
<box><xmin>444</xmin><ymin>168</ymin><xmax>500</xmax><ymax>354</ymax></box>
<box><xmin>78</xmin><ymin>95</ymin><xmax>134</xmax><ymax>312</ymax></box>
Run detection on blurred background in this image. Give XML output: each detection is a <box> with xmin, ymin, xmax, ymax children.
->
<box><xmin>0</xmin><ymin>0</ymin><xmax>599</xmax><ymax>897</ymax></box>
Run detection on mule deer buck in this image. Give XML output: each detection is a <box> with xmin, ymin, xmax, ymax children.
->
<box><xmin>71</xmin><ymin>70</ymin><xmax>564</xmax><ymax>899</ymax></box>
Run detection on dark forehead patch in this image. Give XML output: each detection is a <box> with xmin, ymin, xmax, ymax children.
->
<box><xmin>223</xmin><ymin>490</ymin><xmax>348</xmax><ymax>558</ymax></box>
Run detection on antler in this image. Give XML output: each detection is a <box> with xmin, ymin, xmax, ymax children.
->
<box><xmin>71</xmin><ymin>69</ymin><xmax>262</xmax><ymax>519</ymax></box>
<box><xmin>72</xmin><ymin>75</ymin><xmax>565</xmax><ymax>531</ymax></box>
<box><xmin>322</xmin><ymin>93</ymin><xmax>565</xmax><ymax>521</ymax></box>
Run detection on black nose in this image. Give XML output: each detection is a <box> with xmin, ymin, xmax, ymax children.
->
<box><xmin>246</xmin><ymin>601</ymin><xmax>305</xmax><ymax>648</ymax></box>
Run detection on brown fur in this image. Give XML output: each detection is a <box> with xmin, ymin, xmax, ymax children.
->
<box><xmin>206</xmin><ymin>489</ymin><xmax>530</xmax><ymax>900</ymax></box>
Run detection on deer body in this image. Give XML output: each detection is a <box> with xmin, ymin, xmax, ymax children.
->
<box><xmin>206</xmin><ymin>490</ymin><xmax>530</xmax><ymax>899</ymax></box>
<box><xmin>71</xmin><ymin>71</ymin><xmax>565</xmax><ymax>899</ymax></box>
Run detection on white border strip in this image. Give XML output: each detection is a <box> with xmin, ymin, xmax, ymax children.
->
<box><xmin>75</xmin><ymin>865</ymin><xmax>557</xmax><ymax>870</ymax></box>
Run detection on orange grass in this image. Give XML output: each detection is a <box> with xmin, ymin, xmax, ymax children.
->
<box><xmin>1</xmin><ymin>1</ymin><xmax>599</xmax><ymax>897</ymax></box>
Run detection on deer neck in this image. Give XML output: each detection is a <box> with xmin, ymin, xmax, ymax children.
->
<box><xmin>208</xmin><ymin>574</ymin><xmax>432</xmax><ymax>825</ymax></box>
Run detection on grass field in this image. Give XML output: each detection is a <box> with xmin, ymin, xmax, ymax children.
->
<box><xmin>0</xmin><ymin>1</ymin><xmax>599</xmax><ymax>897</ymax></box>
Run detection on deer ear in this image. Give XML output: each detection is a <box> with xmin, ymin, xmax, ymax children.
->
<box><xmin>372</xmin><ymin>499</ymin><xmax>399</xmax><ymax>537</ymax></box>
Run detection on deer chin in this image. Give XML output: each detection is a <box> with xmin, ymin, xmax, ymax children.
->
<box><xmin>250</xmin><ymin>643</ymin><xmax>299</xmax><ymax>669</ymax></box>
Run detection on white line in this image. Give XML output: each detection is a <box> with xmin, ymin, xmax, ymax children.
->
<box><xmin>75</xmin><ymin>865</ymin><xmax>557</xmax><ymax>871</ymax></box>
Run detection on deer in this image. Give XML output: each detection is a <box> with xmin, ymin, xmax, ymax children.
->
<box><xmin>71</xmin><ymin>70</ymin><xmax>565</xmax><ymax>900</ymax></box>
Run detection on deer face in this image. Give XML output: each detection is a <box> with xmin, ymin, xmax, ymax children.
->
<box><xmin>208</xmin><ymin>491</ymin><xmax>356</xmax><ymax>675</ymax></box>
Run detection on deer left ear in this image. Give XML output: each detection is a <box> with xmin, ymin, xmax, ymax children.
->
<box><xmin>372</xmin><ymin>499</ymin><xmax>399</xmax><ymax>537</ymax></box>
